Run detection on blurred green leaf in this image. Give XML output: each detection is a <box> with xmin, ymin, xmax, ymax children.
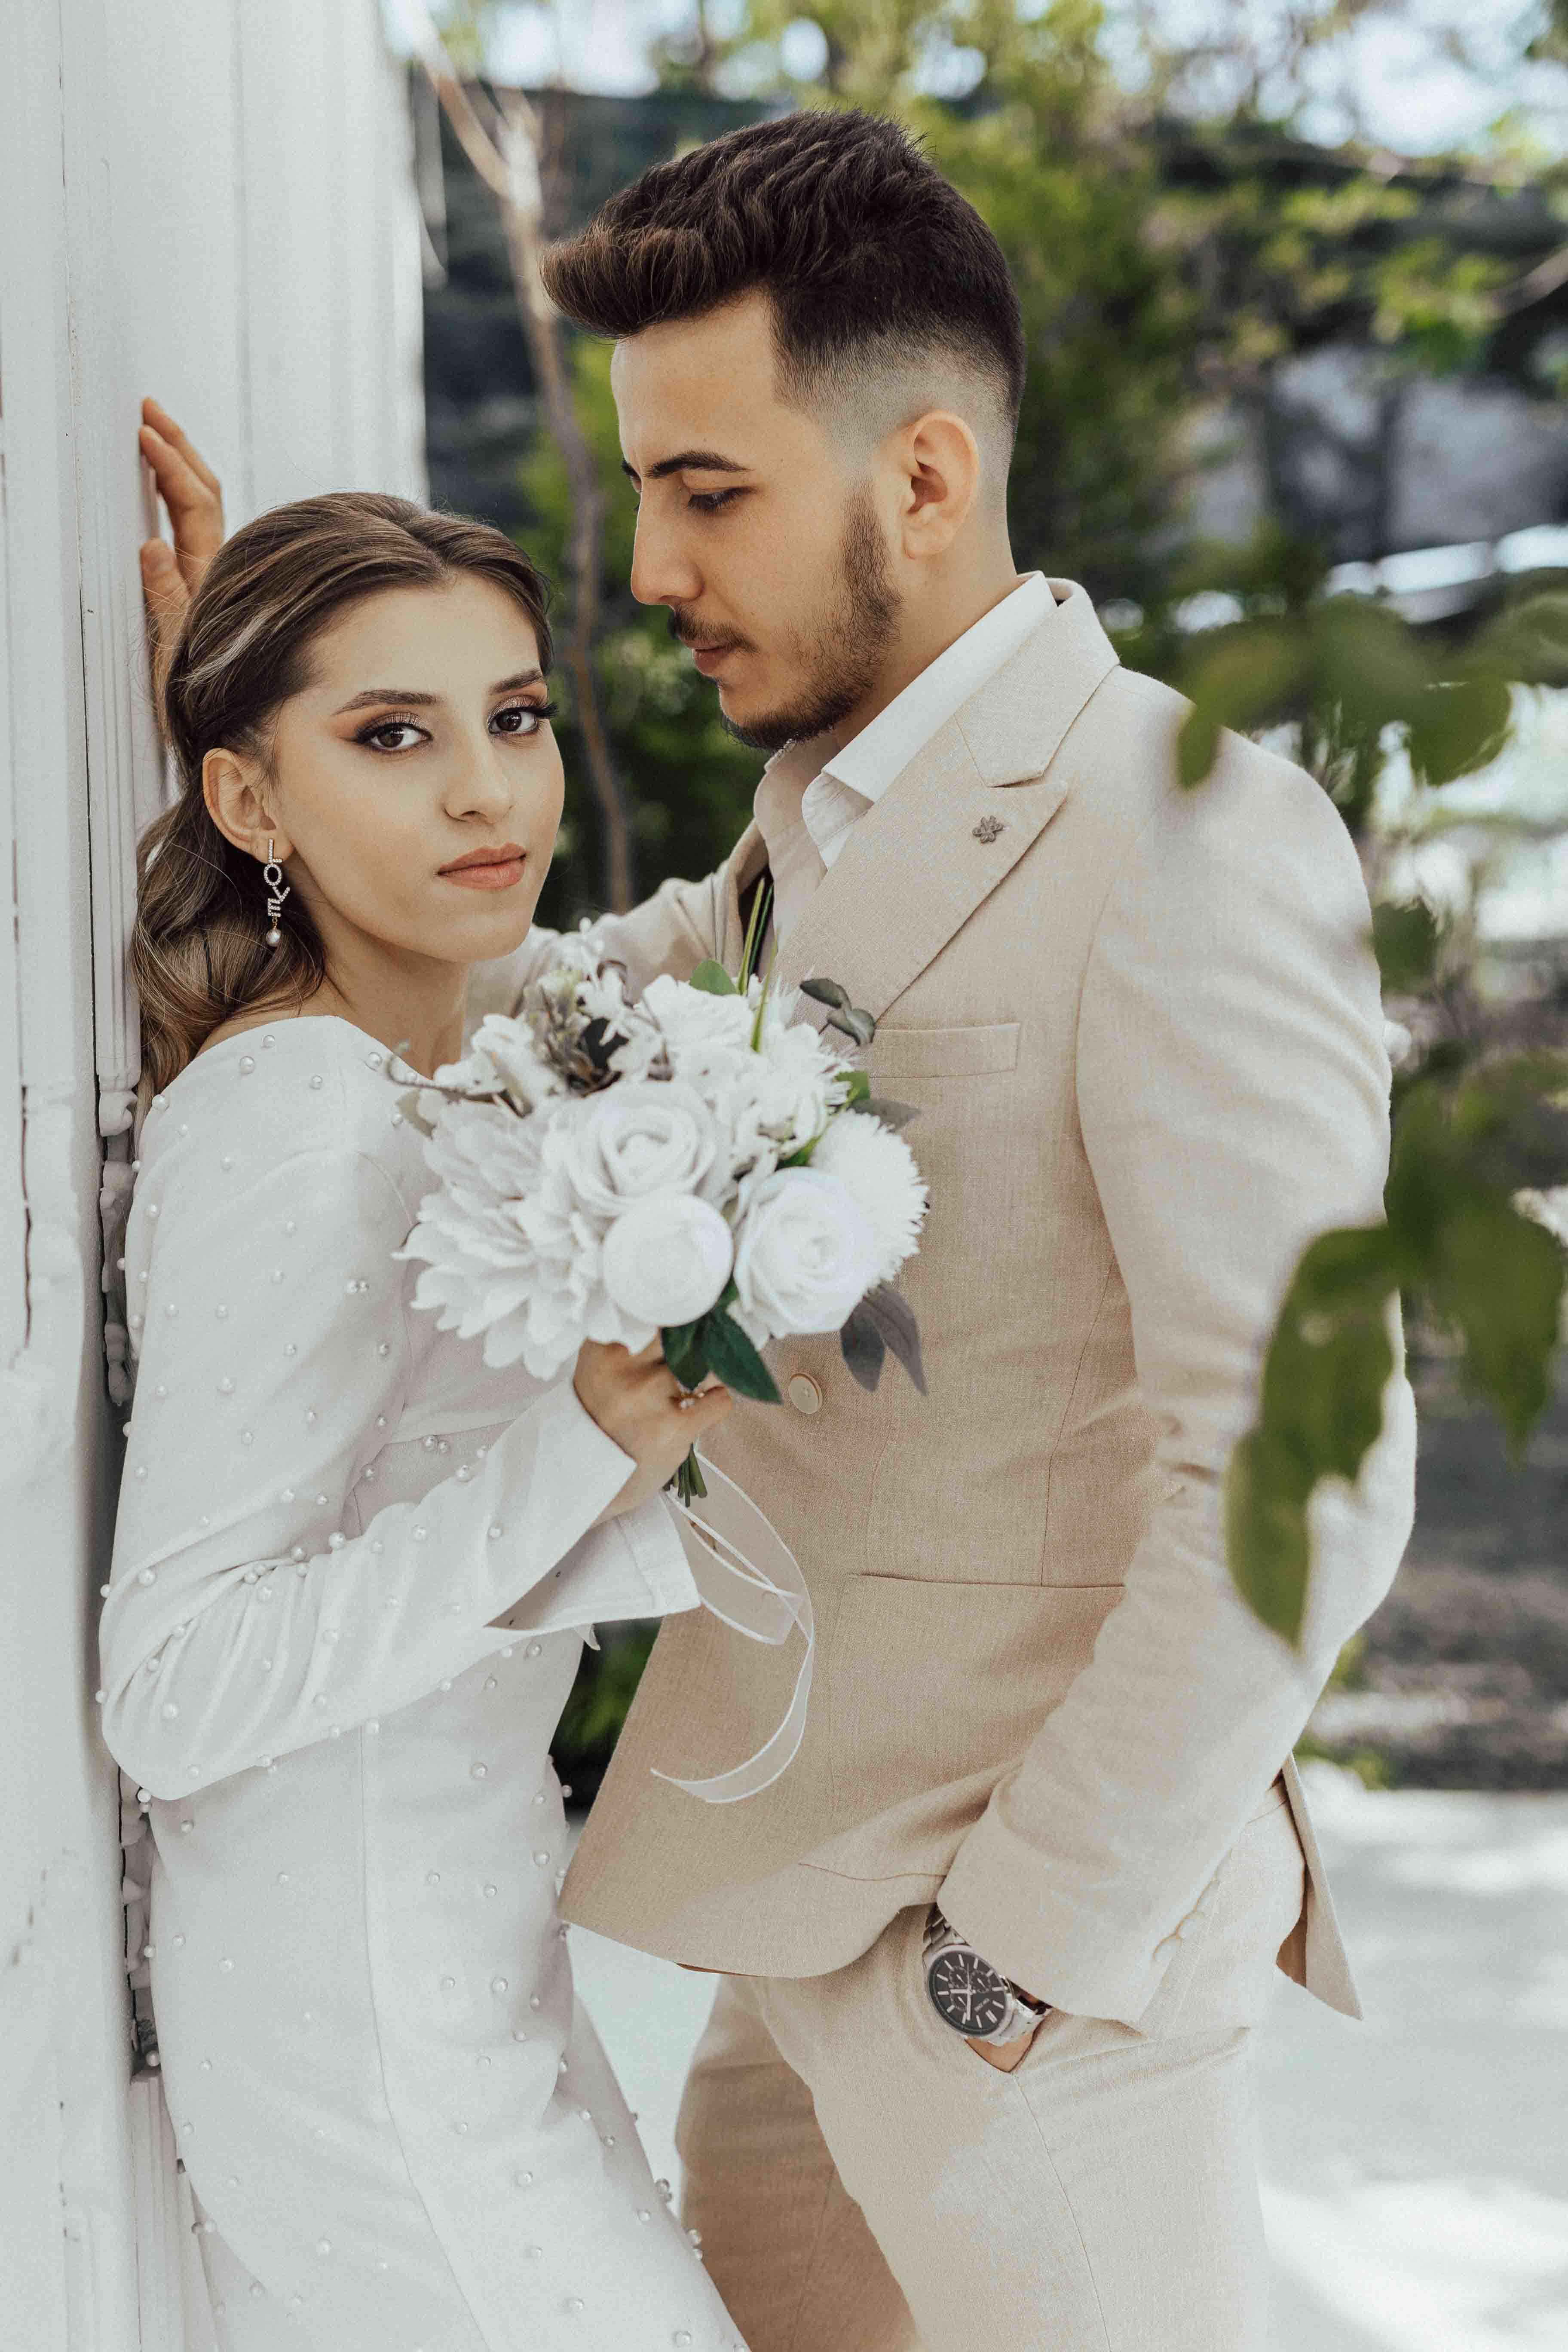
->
<box><xmin>1228</xmin><ymin>1223</ymin><xmax>1400</xmax><ymax>1646</ymax></box>
<box><xmin>1371</xmin><ymin>899</ymin><xmax>1442</xmax><ymax>995</ymax></box>
<box><xmin>1424</xmin><ymin>1196</ymin><xmax>1563</xmax><ymax>1460</ymax></box>
<box><xmin>1225</xmin><ymin>1430</ymin><xmax>1312</xmax><ymax>1647</ymax></box>
<box><xmin>1405</xmin><ymin>676</ymin><xmax>1512</xmax><ymax>787</ymax></box>
<box><xmin>1467</xmin><ymin>594</ymin><xmax>1568</xmax><ymax>691</ymax></box>
<box><xmin>1178</xmin><ymin>622</ymin><xmax>1311</xmax><ymax>785</ymax></box>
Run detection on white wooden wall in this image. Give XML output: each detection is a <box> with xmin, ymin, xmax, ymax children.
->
<box><xmin>0</xmin><ymin>3</ymin><xmax>424</xmax><ymax>2344</ymax></box>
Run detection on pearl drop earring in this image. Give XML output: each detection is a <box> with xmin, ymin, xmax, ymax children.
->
<box><xmin>262</xmin><ymin>836</ymin><xmax>290</xmax><ymax>949</ymax></box>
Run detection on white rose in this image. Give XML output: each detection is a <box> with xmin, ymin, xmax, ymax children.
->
<box><xmin>560</xmin><ymin>1080</ymin><xmax>722</xmax><ymax>1219</ymax></box>
<box><xmin>637</xmin><ymin>974</ymin><xmax>757</xmax><ymax>1102</ymax></box>
<box><xmin>733</xmin><ymin>1167</ymin><xmax>879</xmax><ymax>1340</ymax></box>
<box><xmin>601</xmin><ymin>1195</ymin><xmax>735</xmax><ymax>1328</ymax></box>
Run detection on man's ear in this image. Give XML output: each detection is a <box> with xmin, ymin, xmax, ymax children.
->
<box><xmin>895</xmin><ymin>410</ymin><xmax>981</xmax><ymax>558</ymax></box>
<box><xmin>202</xmin><ymin>747</ymin><xmax>289</xmax><ymax>863</ymax></box>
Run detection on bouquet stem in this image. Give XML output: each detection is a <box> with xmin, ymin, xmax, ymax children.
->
<box><xmin>670</xmin><ymin>1445</ymin><xmax>708</xmax><ymax>1506</ymax></box>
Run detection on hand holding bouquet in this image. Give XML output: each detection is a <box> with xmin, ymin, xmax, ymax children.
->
<box><xmin>397</xmin><ymin>894</ymin><xmax>928</xmax><ymax>1501</ymax></box>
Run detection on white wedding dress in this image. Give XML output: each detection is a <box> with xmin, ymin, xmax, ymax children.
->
<box><xmin>100</xmin><ymin>1014</ymin><xmax>747</xmax><ymax>2352</ymax></box>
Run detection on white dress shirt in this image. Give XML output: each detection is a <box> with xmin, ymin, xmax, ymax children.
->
<box><xmin>753</xmin><ymin>570</ymin><xmax>1055</xmax><ymax>954</ymax></box>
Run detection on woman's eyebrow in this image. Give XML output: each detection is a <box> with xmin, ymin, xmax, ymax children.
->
<box><xmin>332</xmin><ymin>668</ymin><xmax>544</xmax><ymax>716</ymax></box>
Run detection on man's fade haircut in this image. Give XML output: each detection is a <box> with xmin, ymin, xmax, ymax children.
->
<box><xmin>540</xmin><ymin>109</ymin><xmax>1026</xmax><ymax>448</ymax></box>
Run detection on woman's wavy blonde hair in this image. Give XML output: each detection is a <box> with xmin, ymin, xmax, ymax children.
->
<box><xmin>132</xmin><ymin>491</ymin><xmax>552</xmax><ymax>1101</ymax></box>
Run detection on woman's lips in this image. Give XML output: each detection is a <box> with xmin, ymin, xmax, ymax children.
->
<box><xmin>440</xmin><ymin>856</ymin><xmax>526</xmax><ymax>891</ymax></box>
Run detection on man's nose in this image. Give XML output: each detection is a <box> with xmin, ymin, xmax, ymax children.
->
<box><xmin>629</xmin><ymin>506</ymin><xmax>701</xmax><ymax>609</ymax></box>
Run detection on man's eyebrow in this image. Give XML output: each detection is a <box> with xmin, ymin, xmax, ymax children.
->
<box><xmin>620</xmin><ymin>450</ymin><xmax>750</xmax><ymax>483</ymax></box>
<box><xmin>331</xmin><ymin>669</ymin><xmax>544</xmax><ymax>715</ymax></box>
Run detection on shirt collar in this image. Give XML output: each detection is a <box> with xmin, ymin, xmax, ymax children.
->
<box><xmin>819</xmin><ymin>571</ymin><xmax>1054</xmax><ymax>808</ymax></box>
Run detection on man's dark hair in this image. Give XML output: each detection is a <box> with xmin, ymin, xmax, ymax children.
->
<box><xmin>541</xmin><ymin>108</ymin><xmax>1026</xmax><ymax>436</ymax></box>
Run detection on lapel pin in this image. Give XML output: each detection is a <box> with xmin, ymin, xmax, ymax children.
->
<box><xmin>972</xmin><ymin>814</ymin><xmax>1005</xmax><ymax>844</ymax></box>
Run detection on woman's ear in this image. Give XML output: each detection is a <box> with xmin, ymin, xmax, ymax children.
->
<box><xmin>202</xmin><ymin>747</ymin><xmax>289</xmax><ymax>862</ymax></box>
<box><xmin>896</xmin><ymin>410</ymin><xmax>981</xmax><ymax>558</ymax></box>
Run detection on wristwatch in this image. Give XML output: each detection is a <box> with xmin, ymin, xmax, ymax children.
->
<box><xmin>922</xmin><ymin>1906</ymin><xmax>1052</xmax><ymax>2046</ymax></box>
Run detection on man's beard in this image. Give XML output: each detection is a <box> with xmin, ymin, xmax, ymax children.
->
<box><xmin>674</xmin><ymin>490</ymin><xmax>900</xmax><ymax>755</ymax></box>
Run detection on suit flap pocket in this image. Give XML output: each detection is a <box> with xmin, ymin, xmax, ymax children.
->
<box><xmin>869</xmin><ymin>1020</ymin><xmax>1020</xmax><ymax>1079</ymax></box>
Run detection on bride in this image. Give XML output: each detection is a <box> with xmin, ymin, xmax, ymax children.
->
<box><xmin>100</xmin><ymin>453</ymin><xmax>745</xmax><ymax>2351</ymax></box>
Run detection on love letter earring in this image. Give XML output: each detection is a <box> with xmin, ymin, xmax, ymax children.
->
<box><xmin>262</xmin><ymin>837</ymin><xmax>290</xmax><ymax>949</ymax></box>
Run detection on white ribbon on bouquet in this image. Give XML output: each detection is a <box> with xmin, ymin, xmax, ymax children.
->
<box><xmin>651</xmin><ymin>1455</ymin><xmax>814</xmax><ymax>1805</ymax></box>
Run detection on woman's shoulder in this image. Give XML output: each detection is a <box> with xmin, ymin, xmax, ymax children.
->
<box><xmin>138</xmin><ymin>1017</ymin><xmax>426</xmax><ymax>1220</ymax></box>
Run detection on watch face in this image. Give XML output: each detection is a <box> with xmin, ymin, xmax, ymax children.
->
<box><xmin>927</xmin><ymin>1945</ymin><xmax>1011</xmax><ymax>2038</ymax></box>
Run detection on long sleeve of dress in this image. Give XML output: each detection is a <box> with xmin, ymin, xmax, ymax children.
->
<box><xmin>101</xmin><ymin>1136</ymin><xmax>668</xmax><ymax>1800</ymax></box>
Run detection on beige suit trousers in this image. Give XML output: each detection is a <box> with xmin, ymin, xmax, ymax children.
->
<box><xmin>676</xmin><ymin>1790</ymin><xmax>1305</xmax><ymax>2352</ymax></box>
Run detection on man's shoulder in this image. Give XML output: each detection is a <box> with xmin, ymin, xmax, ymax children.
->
<box><xmin>1064</xmin><ymin>658</ymin><xmax>1344</xmax><ymax>859</ymax></box>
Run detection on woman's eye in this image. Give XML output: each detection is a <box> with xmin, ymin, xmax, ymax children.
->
<box><xmin>358</xmin><ymin>718</ymin><xmax>427</xmax><ymax>753</ymax></box>
<box><xmin>492</xmin><ymin>700</ymin><xmax>557</xmax><ymax>738</ymax></box>
<box><xmin>688</xmin><ymin>488</ymin><xmax>743</xmax><ymax>514</ymax></box>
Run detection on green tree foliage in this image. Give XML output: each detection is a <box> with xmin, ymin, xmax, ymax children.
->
<box><xmin>1178</xmin><ymin>587</ymin><xmax>1568</xmax><ymax>1640</ymax></box>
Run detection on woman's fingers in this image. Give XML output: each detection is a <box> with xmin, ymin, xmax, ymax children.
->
<box><xmin>140</xmin><ymin>537</ymin><xmax>189</xmax><ymax>633</ymax></box>
<box><xmin>141</xmin><ymin>398</ymin><xmax>225</xmax><ymax>498</ymax></box>
<box><xmin>138</xmin><ymin>406</ymin><xmax>225</xmax><ymax>583</ymax></box>
<box><xmin>681</xmin><ymin>1384</ymin><xmax>733</xmax><ymax>1438</ymax></box>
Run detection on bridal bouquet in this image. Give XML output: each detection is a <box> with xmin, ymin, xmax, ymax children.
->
<box><xmin>396</xmin><ymin>897</ymin><xmax>928</xmax><ymax>1500</ymax></box>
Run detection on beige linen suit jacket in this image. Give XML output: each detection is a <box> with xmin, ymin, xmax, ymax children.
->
<box><xmin>492</xmin><ymin>582</ymin><xmax>1417</xmax><ymax>2033</ymax></box>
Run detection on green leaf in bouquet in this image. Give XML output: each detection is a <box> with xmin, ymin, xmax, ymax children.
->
<box><xmin>738</xmin><ymin>876</ymin><xmax>773</xmax><ymax>992</ymax></box>
<box><xmin>828</xmin><ymin>1005</ymin><xmax>877</xmax><ymax>1050</ymax></box>
<box><xmin>799</xmin><ymin>977</ymin><xmax>852</xmax><ymax>1012</ymax></box>
<box><xmin>840</xmin><ymin>1068</ymin><xmax>873</xmax><ymax>1106</ymax></box>
<box><xmin>854</xmin><ymin>1282</ymin><xmax>927</xmax><ymax>1395</ymax></box>
<box><xmin>699</xmin><ymin>1306</ymin><xmax>782</xmax><ymax>1404</ymax></box>
<box><xmin>854</xmin><ymin>1097</ymin><xmax>920</xmax><ymax>1131</ymax></box>
<box><xmin>688</xmin><ymin>959</ymin><xmax>739</xmax><ymax>997</ymax></box>
<box><xmin>840</xmin><ymin>1303</ymin><xmax>887</xmax><ymax>1392</ymax></box>
<box><xmin>661</xmin><ymin>1317</ymin><xmax>711</xmax><ymax>1391</ymax></box>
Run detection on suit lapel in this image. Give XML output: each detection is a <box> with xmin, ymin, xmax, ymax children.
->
<box><xmin>772</xmin><ymin>582</ymin><xmax>1119</xmax><ymax>1021</ymax></box>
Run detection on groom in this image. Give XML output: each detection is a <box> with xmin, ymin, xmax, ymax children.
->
<box><xmin>534</xmin><ymin>108</ymin><xmax>1416</xmax><ymax>2352</ymax></box>
<box><xmin>142</xmin><ymin>106</ymin><xmax>1415</xmax><ymax>2351</ymax></box>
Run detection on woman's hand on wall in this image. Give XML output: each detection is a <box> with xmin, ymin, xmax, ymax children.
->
<box><xmin>138</xmin><ymin>398</ymin><xmax>225</xmax><ymax>692</ymax></box>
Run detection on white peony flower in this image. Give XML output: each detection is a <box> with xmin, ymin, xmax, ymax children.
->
<box><xmin>557</xmin><ymin>1080</ymin><xmax>724</xmax><ymax>1219</ymax></box>
<box><xmin>809</xmin><ymin>1114</ymin><xmax>929</xmax><ymax>1285</ymax></box>
<box><xmin>441</xmin><ymin>1011</ymin><xmax>565</xmax><ymax>1114</ymax></box>
<box><xmin>601</xmin><ymin>1194</ymin><xmax>735</xmax><ymax>1328</ymax></box>
<box><xmin>733</xmin><ymin>1167</ymin><xmax>879</xmax><ymax>1340</ymax></box>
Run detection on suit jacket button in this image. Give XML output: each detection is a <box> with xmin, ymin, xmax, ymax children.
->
<box><xmin>787</xmin><ymin>1373</ymin><xmax>823</xmax><ymax>1415</ymax></box>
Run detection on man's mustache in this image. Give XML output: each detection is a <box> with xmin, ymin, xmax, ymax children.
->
<box><xmin>666</xmin><ymin>607</ymin><xmax>748</xmax><ymax>655</ymax></box>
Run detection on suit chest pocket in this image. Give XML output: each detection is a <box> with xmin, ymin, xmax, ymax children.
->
<box><xmin>867</xmin><ymin>1020</ymin><xmax>1020</xmax><ymax>1081</ymax></box>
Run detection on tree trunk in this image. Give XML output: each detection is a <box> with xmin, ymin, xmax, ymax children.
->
<box><xmin>411</xmin><ymin>31</ymin><xmax>636</xmax><ymax>913</ymax></box>
<box><xmin>499</xmin><ymin>98</ymin><xmax>634</xmax><ymax>914</ymax></box>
